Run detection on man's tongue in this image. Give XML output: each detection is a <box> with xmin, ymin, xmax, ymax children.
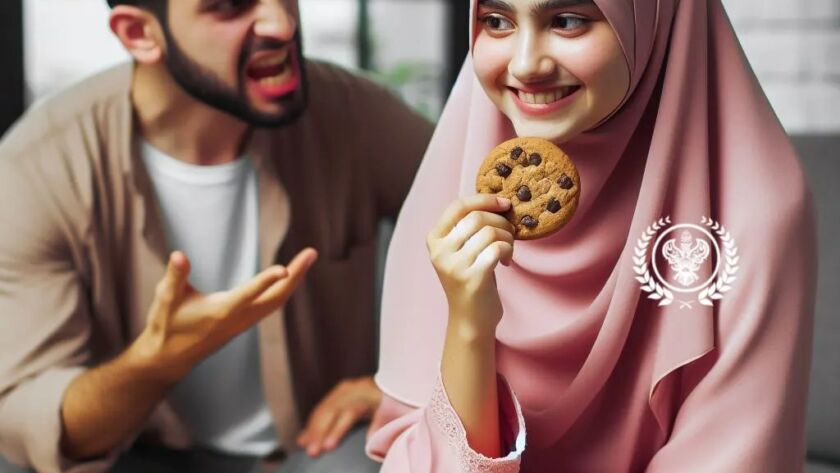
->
<box><xmin>249</xmin><ymin>62</ymin><xmax>286</xmax><ymax>81</ymax></box>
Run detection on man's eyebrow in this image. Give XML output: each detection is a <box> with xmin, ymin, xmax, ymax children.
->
<box><xmin>197</xmin><ymin>0</ymin><xmax>221</xmax><ymax>10</ymax></box>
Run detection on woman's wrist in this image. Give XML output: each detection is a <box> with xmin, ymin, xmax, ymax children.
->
<box><xmin>446</xmin><ymin>310</ymin><xmax>498</xmax><ymax>345</ymax></box>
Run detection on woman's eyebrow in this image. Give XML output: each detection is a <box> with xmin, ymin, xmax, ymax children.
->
<box><xmin>531</xmin><ymin>0</ymin><xmax>595</xmax><ymax>14</ymax></box>
<box><xmin>477</xmin><ymin>0</ymin><xmax>595</xmax><ymax>14</ymax></box>
<box><xmin>478</xmin><ymin>0</ymin><xmax>516</xmax><ymax>12</ymax></box>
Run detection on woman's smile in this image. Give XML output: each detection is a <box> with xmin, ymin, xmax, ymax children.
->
<box><xmin>508</xmin><ymin>85</ymin><xmax>583</xmax><ymax>116</ymax></box>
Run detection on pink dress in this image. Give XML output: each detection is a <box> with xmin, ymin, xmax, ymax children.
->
<box><xmin>367</xmin><ymin>0</ymin><xmax>818</xmax><ymax>471</ymax></box>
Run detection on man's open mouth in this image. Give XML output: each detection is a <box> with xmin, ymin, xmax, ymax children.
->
<box><xmin>247</xmin><ymin>52</ymin><xmax>291</xmax><ymax>85</ymax></box>
<box><xmin>245</xmin><ymin>50</ymin><xmax>299</xmax><ymax>99</ymax></box>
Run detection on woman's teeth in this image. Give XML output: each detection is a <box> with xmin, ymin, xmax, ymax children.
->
<box><xmin>517</xmin><ymin>86</ymin><xmax>577</xmax><ymax>104</ymax></box>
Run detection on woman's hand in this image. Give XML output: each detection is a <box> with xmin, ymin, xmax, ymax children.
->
<box><xmin>428</xmin><ymin>194</ymin><xmax>514</xmax><ymax>458</ymax></box>
<box><xmin>426</xmin><ymin>194</ymin><xmax>514</xmax><ymax>335</ymax></box>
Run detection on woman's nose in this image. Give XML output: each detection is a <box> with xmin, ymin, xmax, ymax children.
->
<box><xmin>253</xmin><ymin>0</ymin><xmax>297</xmax><ymax>42</ymax></box>
<box><xmin>508</xmin><ymin>33</ymin><xmax>557</xmax><ymax>83</ymax></box>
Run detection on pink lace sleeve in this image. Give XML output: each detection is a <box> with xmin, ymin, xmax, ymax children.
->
<box><xmin>366</xmin><ymin>373</ymin><xmax>526</xmax><ymax>472</ymax></box>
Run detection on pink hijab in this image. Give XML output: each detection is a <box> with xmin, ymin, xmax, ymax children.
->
<box><xmin>376</xmin><ymin>0</ymin><xmax>816</xmax><ymax>454</ymax></box>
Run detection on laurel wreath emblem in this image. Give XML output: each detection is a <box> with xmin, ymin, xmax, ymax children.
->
<box><xmin>633</xmin><ymin>217</ymin><xmax>675</xmax><ymax>306</ymax></box>
<box><xmin>633</xmin><ymin>216</ymin><xmax>740</xmax><ymax>308</ymax></box>
<box><xmin>697</xmin><ymin>216</ymin><xmax>740</xmax><ymax>306</ymax></box>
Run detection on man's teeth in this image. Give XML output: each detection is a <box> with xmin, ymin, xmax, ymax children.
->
<box><xmin>252</xmin><ymin>55</ymin><xmax>288</xmax><ymax>68</ymax></box>
<box><xmin>517</xmin><ymin>87</ymin><xmax>576</xmax><ymax>105</ymax></box>
<box><xmin>258</xmin><ymin>71</ymin><xmax>289</xmax><ymax>86</ymax></box>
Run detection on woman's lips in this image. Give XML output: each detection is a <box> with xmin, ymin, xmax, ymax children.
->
<box><xmin>509</xmin><ymin>85</ymin><xmax>582</xmax><ymax>116</ymax></box>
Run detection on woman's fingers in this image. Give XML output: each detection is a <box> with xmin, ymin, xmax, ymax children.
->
<box><xmin>472</xmin><ymin>241</ymin><xmax>514</xmax><ymax>273</ymax></box>
<box><xmin>442</xmin><ymin>210</ymin><xmax>514</xmax><ymax>253</ymax></box>
<box><xmin>429</xmin><ymin>194</ymin><xmax>511</xmax><ymax>241</ymax></box>
<box><xmin>459</xmin><ymin>225</ymin><xmax>514</xmax><ymax>267</ymax></box>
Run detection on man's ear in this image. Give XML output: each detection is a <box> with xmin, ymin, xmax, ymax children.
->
<box><xmin>109</xmin><ymin>5</ymin><xmax>165</xmax><ymax>64</ymax></box>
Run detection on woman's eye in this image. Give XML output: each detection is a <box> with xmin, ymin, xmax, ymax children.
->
<box><xmin>481</xmin><ymin>14</ymin><xmax>515</xmax><ymax>32</ymax></box>
<box><xmin>551</xmin><ymin>15</ymin><xmax>589</xmax><ymax>31</ymax></box>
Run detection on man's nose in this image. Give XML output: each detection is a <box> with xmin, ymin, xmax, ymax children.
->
<box><xmin>508</xmin><ymin>32</ymin><xmax>556</xmax><ymax>83</ymax></box>
<box><xmin>253</xmin><ymin>0</ymin><xmax>297</xmax><ymax>42</ymax></box>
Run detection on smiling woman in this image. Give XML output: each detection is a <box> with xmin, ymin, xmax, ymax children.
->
<box><xmin>367</xmin><ymin>0</ymin><xmax>819</xmax><ymax>471</ymax></box>
<box><xmin>472</xmin><ymin>0</ymin><xmax>629</xmax><ymax>142</ymax></box>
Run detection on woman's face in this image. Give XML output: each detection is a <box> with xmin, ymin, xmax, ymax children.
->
<box><xmin>473</xmin><ymin>0</ymin><xmax>630</xmax><ymax>143</ymax></box>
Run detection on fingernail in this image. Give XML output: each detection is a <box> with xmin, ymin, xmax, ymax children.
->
<box><xmin>496</xmin><ymin>197</ymin><xmax>511</xmax><ymax>208</ymax></box>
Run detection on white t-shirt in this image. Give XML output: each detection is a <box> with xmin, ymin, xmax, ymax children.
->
<box><xmin>141</xmin><ymin>141</ymin><xmax>278</xmax><ymax>456</ymax></box>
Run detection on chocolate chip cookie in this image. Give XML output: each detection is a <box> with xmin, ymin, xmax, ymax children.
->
<box><xmin>475</xmin><ymin>137</ymin><xmax>581</xmax><ymax>240</ymax></box>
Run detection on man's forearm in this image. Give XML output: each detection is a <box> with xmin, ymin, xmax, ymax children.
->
<box><xmin>60</xmin><ymin>335</ymin><xmax>177</xmax><ymax>461</ymax></box>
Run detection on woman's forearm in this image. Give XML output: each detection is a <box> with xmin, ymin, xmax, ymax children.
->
<box><xmin>440</xmin><ymin>315</ymin><xmax>501</xmax><ymax>458</ymax></box>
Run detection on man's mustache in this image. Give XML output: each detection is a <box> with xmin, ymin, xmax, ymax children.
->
<box><xmin>238</xmin><ymin>36</ymin><xmax>298</xmax><ymax>74</ymax></box>
<box><xmin>250</xmin><ymin>37</ymin><xmax>292</xmax><ymax>55</ymax></box>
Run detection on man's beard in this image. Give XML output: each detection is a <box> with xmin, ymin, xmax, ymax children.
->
<box><xmin>159</xmin><ymin>21</ymin><xmax>308</xmax><ymax>128</ymax></box>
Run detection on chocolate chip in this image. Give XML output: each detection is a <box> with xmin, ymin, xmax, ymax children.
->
<box><xmin>547</xmin><ymin>198</ymin><xmax>561</xmax><ymax>213</ymax></box>
<box><xmin>511</xmin><ymin>147</ymin><xmax>524</xmax><ymax>160</ymax></box>
<box><xmin>496</xmin><ymin>163</ymin><xmax>512</xmax><ymax>177</ymax></box>
<box><xmin>517</xmin><ymin>185</ymin><xmax>532</xmax><ymax>201</ymax></box>
<box><xmin>521</xmin><ymin>216</ymin><xmax>538</xmax><ymax>228</ymax></box>
<box><xmin>528</xmin><ymin>153</ymin><xmax>542</xmax><ymax>166</ymax></box>
<box><xmin>558</xmin><ymin>174</ymin><xmax>574</xmax><ymax>189</ymax></box>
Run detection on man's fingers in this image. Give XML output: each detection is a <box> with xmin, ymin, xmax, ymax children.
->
<box><xmin>285</xmin><ymin>248</ymin><xmax>319</xmax><ymax>283</ymax></box>
<box><xmin>322</xmin><ymin>410</ymin><xmax>358</xmax><ymax>451</ymax></box>
<box><xmin>230</xmin><ymin>248</ymin><xmax>319</xmax><ymax>310</ymax></box>
<box><xmin>155</xmin><ymin>251</ymin><xmax>192</xmax><ymax>312</ymax></box>
<box><xmin>430</xmin><ymin>195</ymin><xmax>511</xmax><ymax>240</ymax></box>
<box><xmin>229</xmin><ymin>265</ymin><xmax>289</xmax><ymax>311</ymax></box>
<box><xmin>251</xmin><ymin>248</ymin><xmax>318</xmax><ymax>308</ymax></box>
<box><xmin>303</xmin><ymin>408</ymin><xmax>338</xmax><ymax>457</ymax></box>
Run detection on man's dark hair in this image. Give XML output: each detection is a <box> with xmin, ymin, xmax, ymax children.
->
<box><xmin>107</xmin><ymin>0</ymin><xmax>167</xmax><ymax>18</ymax></box>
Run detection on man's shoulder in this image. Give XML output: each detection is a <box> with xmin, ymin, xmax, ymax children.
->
<box><xmin>303</xmin><ymin>59</ymin><xmax>413</xmax><ymax>111</ymax></box>
<box><xmin>0</xmin><ymin>63</ymin><xmax>133</xmax><ymax>161</ymax></box>
<box><xmin>304</xmin><ymin>59</ymin><xmax>382</xmax><ymax>93</ymax></box>
<box><xmin>300</xmin><ymin>59</ymin><xmax>432</xmax><ymax>129</ymax></box>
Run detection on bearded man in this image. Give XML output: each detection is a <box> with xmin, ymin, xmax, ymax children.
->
<box><xmin>0</xmin><ymin>1</ymin><xmax>432</xmax><ymax>472</ymax></box>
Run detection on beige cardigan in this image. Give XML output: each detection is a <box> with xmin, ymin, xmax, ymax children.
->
<box><xmin>0</xmin><ymin>60</ymin><xmax>432</xmax><ymax>473</ymax></box>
